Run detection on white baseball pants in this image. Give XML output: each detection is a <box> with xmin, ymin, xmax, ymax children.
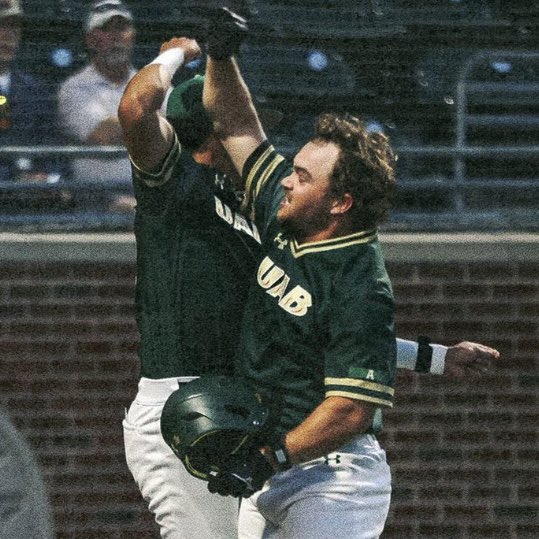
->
<box><xmin>123</xmin><ymin>377</ymin><xmax>239</xmax><ymax>539</ymax></box>
<box><xmin>238</xmin><ymin>434</ymin><xmax>391</xmax><ymax>539</ymax></box>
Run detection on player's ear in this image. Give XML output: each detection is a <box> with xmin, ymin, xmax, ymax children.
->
<box><xmin>192</xmin><ymin>148</ymin><xmax>214</xmax><ymax>166</ymax></box>
<box><xmin>330</xmin><ymin>192</ymin><xmax>353</xmax><ymax>215</ymax></box>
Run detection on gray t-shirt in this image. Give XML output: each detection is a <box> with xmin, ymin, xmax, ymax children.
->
<box><xmin>58</xmin><ymin>63</ymin><xmax>136</xmax><ymax>183</ymax></box>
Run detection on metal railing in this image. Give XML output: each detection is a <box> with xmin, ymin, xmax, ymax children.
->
<box><xmin>450</xmin><ymin>50</ymin><xmax>539</xmax><ymax>215</ymax></box>
<box><xmin>1</xmin><ymin>141</ymin><xmax>537</xmax><ymax>231</ymax></box>
<box><xmin>0</xmin><ymin>146</ymin><xmax>134</xmax><ymax>232</ymax></box>
<box><xmin>1</xmin><ymin>50</ymin><xmax>538</xmax><ymax>231</ymax></box>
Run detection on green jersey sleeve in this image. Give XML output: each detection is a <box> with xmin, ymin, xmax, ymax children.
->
<box><xmin>241</xmin><ymin>141</ymin><xmax>291</xmax><ymax>238</ymax></box>
<box><xmin>324</xmin><ymin>244</ymin><xmax>397</xmax><ymax>408</ymax></box>
<box><xmin>130</xmin><ymin>134</ymin><xmax>181</xmax><ymax>188</ymax></box>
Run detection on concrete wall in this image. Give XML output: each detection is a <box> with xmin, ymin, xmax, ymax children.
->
<box><xmin>0</xmin><ymin>232</ymin><xmax>537</xmax><ymax>538</ymax></box>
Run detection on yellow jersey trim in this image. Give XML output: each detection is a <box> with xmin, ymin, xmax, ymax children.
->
<box><xmin>243</xmin><ymin>145</ymin><xmax>278</xmax><ymax>215</ymax></box>
<box><xmin>291</xmin><ymin>229</ymin><xmax>377</xmax><ymax>258</ymax></box>
<box><xmin>130</xmin><ymin>132</ymin><xmax>180</xmax><ymax>188</ymax></box>
<box><xmin>326</xmin><ymin>391</ymin><xmax>394</xmax><ymax>408</ymax></box>
<box><xmin>325</xmin><ymin>376</ymin><xmax>394</xmax><ymax>397</ymax></box>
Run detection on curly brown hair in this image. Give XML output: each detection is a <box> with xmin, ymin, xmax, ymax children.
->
<box><xmin>314</xmin><ymin>113</ymin><xmax>396</xmax><ymax>229</ymax></box>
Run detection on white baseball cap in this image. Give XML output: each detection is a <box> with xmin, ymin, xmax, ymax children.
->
<box><xmin>0</xmin><ymin>0</ymin><xmax>23</xmax><ymax>18</ymax></box>
<box><xmin>85</xmin><ymin>0</ymin><xmax>133</xmax><ymax>33</ymax></box>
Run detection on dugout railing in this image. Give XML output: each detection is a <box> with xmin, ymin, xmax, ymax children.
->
<box><xmin>385</xmin><ymin>49</ymin><xmax>539</xmax><ymax>230</ymax></box>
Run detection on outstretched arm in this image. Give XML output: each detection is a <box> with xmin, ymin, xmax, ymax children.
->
<box><xmin>118</xmin><ymin>37</ymin><xmax>201</xmax><ymax>172</ymax></box>
<box><xmin>396</xmin><ymin>337</ymin><xmax>500</xmax><ymax>378</ymax></box>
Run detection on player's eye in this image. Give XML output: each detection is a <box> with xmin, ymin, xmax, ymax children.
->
<box><xmin>293</xmin><ymin>167</ymin><xmax>309</xmax><ymax>184</ymax></box>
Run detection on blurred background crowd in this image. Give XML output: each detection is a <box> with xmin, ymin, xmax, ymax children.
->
<box><xmin>0</xmin><ymin>0</ymin><xmax>537</xmax><ymax>232</ymax></box>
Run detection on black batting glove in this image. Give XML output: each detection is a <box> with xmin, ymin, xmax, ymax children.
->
<box><xmin>206</xmin><ymin>7</ymin><xmax>248</xmax><ymax>60</ymax></box>
<box><xmin>207</xmin><ymin>449</ymin><xmax>274</xmax><ymax>498</ymax></box>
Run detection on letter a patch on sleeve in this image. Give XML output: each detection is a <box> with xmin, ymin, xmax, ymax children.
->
<box><xmin>348</xmin><ymin>367</ymin><xmax>389</xmax><ymax>385</ymax></box>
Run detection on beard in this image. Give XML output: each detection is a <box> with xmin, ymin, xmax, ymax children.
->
<box><xmin>277</xmin><ymin>207</ymin><xmax>304</xmax><ymax>238</ymax></box>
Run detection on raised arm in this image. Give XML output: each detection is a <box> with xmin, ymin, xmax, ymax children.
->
<box><xmin>118</xmin><ymin>37</ymin><xmax>201</xmax><ymax>171</ymax></box>
<box><xmin>202</xmin><ymin>9</ymin><xmax>266</xmax><ymax>177</ymax></box>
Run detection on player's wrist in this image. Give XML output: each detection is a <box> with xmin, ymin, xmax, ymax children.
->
<box><xmin>430</xmin><ymin>344</ymin><xmax>447</xmax><ymax>375</ymax></box>
<box><xmin>149</xmin><ymin>48</ymin><xmax>185</xmax><ymax>81</ymax></box>
<box><xmin>273</xmin><ymin>440</ymin><xmax>292</xmax><ymax>471</ymax></box>
<box><xmin>260</xmin><ymin>437</ymin><xmax>293</xmax><ymax>472</ymax></box>
<box><xmin>415</xmin><ymin>336</ymin><xmax>447</xmax><ymax>375</ymax></box>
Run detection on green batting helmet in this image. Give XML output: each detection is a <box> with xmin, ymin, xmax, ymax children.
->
<box><xmin>161</xmin><ymin>375</ymin><xmax>268</xmax><ymax>480</ymax></box>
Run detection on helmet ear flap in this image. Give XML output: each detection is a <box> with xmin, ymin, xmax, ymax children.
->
<box><xmin>160</xmin><ymin>375</ymin><xmax>268</xmax><ymax>480</ymax></box>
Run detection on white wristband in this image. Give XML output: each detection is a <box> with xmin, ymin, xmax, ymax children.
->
<box><xmin>149</xmin><ymin>48</ymin><xmax>185</xmax><ymax>81</ymax></box>
<box><xmin>430</xmin><ymin>344</ymin><xmax>447</xmax><ymax>375</ymax></box>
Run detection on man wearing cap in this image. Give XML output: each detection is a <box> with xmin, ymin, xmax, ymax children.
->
<box><xmin>0</xmin><ymin>0</ymin><xmax>61</xmax><ymax>182</ymax></box>
<box><xmin>58</xmin><ymin>0</ymin><xmax>136</xmax><ymax>207</ymax></box>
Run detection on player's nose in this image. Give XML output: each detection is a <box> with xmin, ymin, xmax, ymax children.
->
<box><xmin>281</xmin><ymin>173</ymin><xmax>293</xmax><ymax>190</ymax></box>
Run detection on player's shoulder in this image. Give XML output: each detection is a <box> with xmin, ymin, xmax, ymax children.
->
<box><xmin>244</xmin><ymin>141</ymin><xmax>288</xmax><ymax>182</ymax></box>
<box><xmin>132</xmin><ymin>135</ymin><xmax>183</xmax><ymax>188</ymax></box>
<box><xmin>242</xmin><ymin>140</ymin><xmax>289</xmax><ymax>220</ymax></box>
<box><xmin>331</xmin><ymin>232</ymin><xmax>390</xmax><ymax>284</ymax></box>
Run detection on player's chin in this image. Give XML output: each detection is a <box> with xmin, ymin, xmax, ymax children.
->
<box><xmin>277</xmin><ymin>204</ymin><xmax>288</xmax><ymax>223</ymax></box>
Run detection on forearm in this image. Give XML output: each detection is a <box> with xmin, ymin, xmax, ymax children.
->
<box><xmin>396</xmin><ymin>337</ymin><xmax>447</xmax><ymax>375</ymax></box>
<box><xmin>203</xmin><ymin>57</ymin><xmax>256</xmax><ymax>134</ymax></box>
<box><xmin>396</xmin><ymin>338</ymin><xmax>499</xmax><ymax>378</ymax></box>
<box><xmin>203</xmin><ymin>56</ymin><xmax>265</xmax><ymax>175</ymax></box>
<box><xmin>119</xmin><ymin>39</ymin><xmax>199</xmax><ymax>171</ymax></box>
<box><xmin>280</xmin><ymin>397</ymin><xmax>375</xmax><ymax>465</ymax></box>
<box><xmin>119</xmin><ymin>64</ymin><xmax>170</xmax><ymax>131</ymax></box>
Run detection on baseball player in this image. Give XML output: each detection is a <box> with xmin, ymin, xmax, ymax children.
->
<box><xmin>118</xmin><ymin>31</ymin><xmax>498</xmax><ymax>538</ymax></box>
<box><xmin>119</xmin><ymin>37</ymin><xmax>254</xmax><ymax>539</ymax></box>
<box><xmin>199</xmin><ymin>9</ymin><xmax>498</xmax><ymax>538</ymax></box>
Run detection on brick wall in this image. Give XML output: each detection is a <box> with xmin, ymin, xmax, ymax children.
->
<box><xmin>0</xmin><ymin>233</ymin><xmax>537</xmax><ymax>538</ymax></box>
<box><xmin>381</xmin><ymin>258</ymin><xmax>538</xmax><ymax>539</ymax></box>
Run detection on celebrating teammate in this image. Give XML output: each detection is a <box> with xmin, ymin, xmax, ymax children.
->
<box><xmin>119</xmin><ymin>37</ymin><xmax>251</xmax><ymax>539</ymax></box>
<box><xmin>202</xmin><ymin>16</ymin><xmax>395</xmax><ymax>537</ymax></box>
<box><xmin>118</xmin><ymin>30</ymin><xmax>499</xmax><ymax>539</ymax></box>
<box><xmin>199</xmin><ymin>8</ymin><xmax>499</xmax><ymax>538</ymax></box>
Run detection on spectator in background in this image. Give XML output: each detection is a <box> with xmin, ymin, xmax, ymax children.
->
<box><xmin>0</xmin><ymin>0</ymin><xmax>62</xmax><ymax>182</ymax></box>
<box><xmin>57</xmin><ymin>0</ymin><xmax>137</xmax><ymax>210</ymax></box>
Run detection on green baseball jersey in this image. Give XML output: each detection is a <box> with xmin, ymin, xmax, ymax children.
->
<box><xmin>132</xmin><ymin>137</ymin><xmax>261</xmax><ymax>379</ymax></box>
<box><xmin>236</xmin><ymin>141</ymin><xmax>397</xmax><ymax>437</ymax></box>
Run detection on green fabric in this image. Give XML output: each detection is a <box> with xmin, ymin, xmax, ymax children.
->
<box><xmin>236</xmin><ymin>142</ymin><xmax>397</xmax><ymax>437</ymax></box>
<box><xmin>132</xmin><ymin>140</ymin><xmax>260</xmax><ymax>379</ymax></box>
<box><xmin>165</xmin><ymin>75</ymin><xmax>213</xmax><ymax>151</ymax></box>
